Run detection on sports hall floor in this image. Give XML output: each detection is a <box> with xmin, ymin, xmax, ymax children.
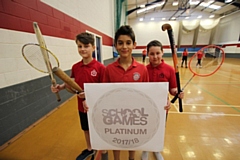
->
<box><xmin>0</xmin><ymin>57</ymin><xmax>239</xmax><ymax>160</ymax></box>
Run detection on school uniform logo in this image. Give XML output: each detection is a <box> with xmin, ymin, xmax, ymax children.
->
<box><xmin>159</xmin><ymin>73</ymin><xmax>164</xmax><ymax>78</ymax></box>
<box><xmin>91</xmin><ymin>69</ymin><xmax>97</xmax><ymax>76</ymax></box>
<box><xmin>133</xmin><ymin>72</ymin><xmax>140</xmax><ymax>81</ymax></box>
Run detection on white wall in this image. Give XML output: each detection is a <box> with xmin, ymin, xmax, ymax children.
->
<box><xmin>214</xmin><ymin>12</ymin><xmax>240</xmax><ymax>45</ymax></box>
<box><xmin>197</xmin><ymin>30</ymin><xmax>212</xmax><ymax>45</ymax></box>
<box><xmin>129</xmin><ymin>20</ymin><xmax>179</xmax><ymax>54</ymax></box>
<box><xmin>42</xmin><ymin>0</ymin><xmax>114</xmax><ymax>38</ymax></box>
<box><xmin>0</xmin><ymin>29</ymin><xmax>80</xmax><ymax>88</ymax></box>
<box><xmin>129</xmin><ymin>20</ymin><xmax>179</xmax><ymax>46</ymax></box>
<box><xmin>41</xmin><ymin>0</ymin><xmax>115</xmax><ymax>65</ymax></box>
<box><xmin>0</xmin><ymin>0</ymin><xmax>114</xmax><ymax>89</ymax></box>
<box><xmin>214</xmin><ymin>12</ymin><xmax>240</xmax><ymax>54</ymax></box>
<box><xmin>180</xmin><ymin>31</ymin><xmax>194</xmax><ymax>46</ymax></box>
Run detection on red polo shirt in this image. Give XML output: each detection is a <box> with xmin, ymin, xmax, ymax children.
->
<box><xmin>71</xmin><ymin>59</ymin><xmax>105</xmax><ymax>112</ymax></box>
<box><xmin>142</xmin><ymin>49</ymin><xmax>147</xmax><ymax>56</ymax></box>
<box><xmin>183</xmin><ymin>51</ymin><xmax>188</xmax><ymax>56</ymax></box>
<box><xmin>146</xmin><ymin>60</ymin><xmax>176</xmax><ymax>91</ymax></box>
<box><xmin>197</xmin><ymin>51</ymin><xmax>203</xmax><ymax>59</ymax></box>
<box><xmin>103</xmin><ymin>58</ymin><xmax>149</xmax><ymax>82</ymax></box>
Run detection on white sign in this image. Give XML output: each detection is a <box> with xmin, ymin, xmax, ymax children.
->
<box><xmin>84</xmin><ymin>82</ymin><xmax>168</xmax><ymax>152</ymax></box>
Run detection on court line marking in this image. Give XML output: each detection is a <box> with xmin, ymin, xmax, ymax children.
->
<box><xmin>181</xmin><ymin>81</ymin><xmax>240</xmax><ymax>113</ymax></box>
<box><xmin>169</xmin><ymin>111</ymin><xmax>240</xmax><ymax>117</ymax></box>
<box><xmin>186</xmin><ymin>81</ymin><xmax>240</xmax><ymax>84</ymax></box>
<box><xmin>180</xmin><ymin>81</ymin><xmax>240</xmax><ymax>84</ymax></box>
<box><xmin>231</xmin><ymin>84</ymin><xmax>240</xmax><ymax>88</ymax></box>
<box><xmin>172</xmin><ymin>103</ymin><xmax>240</xmax><ymax>115</ymax></box>
<box><xmin>173</xmin><ymin>103</ymin><xmax>183</xmax><ymax>113</ymax></box>
<box><xmin>199</xmin><ymin>85</ymin><xmax>240</xmax><ymax>112</ymax></box>
<box><xmin>178</xmin><ymin>104</ymin><xmax>240</xmax><ymax>107</ymax></box>
<box><xmin>216</xmin><ymin>72</ymin><xmax>240</xmax><ymax>81</ymax></box>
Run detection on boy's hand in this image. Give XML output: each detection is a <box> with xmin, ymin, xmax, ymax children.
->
<box><xmin>77</xmin><ymin>92</ymin><xmax>85</xmax><ymax>99</ymax></box>
<box><xmin>78</xmin><ymin>92</ymin><xmax>88</xmax><ymax>112</ymax></box>
<box><xmin>171</xmin><ymin>88</ymin><xmax>184</xmax><ymax>99</ymax></box>
<box><xmin>178</xmin><ymin>91</ymin><xmax>184</xmax><ymax>99</ymax></box>
<box><xmin>82</xmin><ymin>100</ymin><xmax>89</xmax><ymax>112</ymax></box>
<box><xmin>164</xmin><ymin>99</ymin><xmax>171</xmax><ymax>110</ymax></box>
<box><xmin>51</xmin><ymin>84</ymin><xmax>61</xmax><ymax>93</ymax></box>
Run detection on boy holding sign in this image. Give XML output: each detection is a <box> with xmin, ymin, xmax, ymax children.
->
<box><xmin>103</xmin><ymin>25</ymin><xmax>149</xmax><ymax>160</ymax></box>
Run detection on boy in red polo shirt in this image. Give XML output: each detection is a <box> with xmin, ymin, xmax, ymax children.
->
<box><xmin>141</xmin><ymin>40</ymin><xmax>184</xmax><ymax>160</ymax></box>
<box><xmin>196</xmin><ymin>49</ymin><xmax>204</xmax><ymax>68</ymax></box>
<box><xmin>51</xmin><ymin>32</ymin><xmax>107</xmax><ymax>160</ymax></box>
<box><xmin>181</xmin><ymin>48</ymin><xmax>188</xmax><ymax>68</ymax></box>
<box><xmin>142</xmin><ymin>48</ymin><xmax>147</xmax><ymax>63</ymax></box>
<box><xmin>103</xmin><ymin>25</ymin><xmax>149</xmax><ymax>160</ymax></box>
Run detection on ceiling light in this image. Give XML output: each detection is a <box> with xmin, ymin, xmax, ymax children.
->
<box><xmin>137</xmin><ymin>8</ymin><xmax>147</xmax><ymax>14</ymax></box>
<box><xmin>200</xmin><ymin>2</ymin><xmax>210</xmax><ymax>7</ymax></box>
<box><xmin>208</xmin><ymin>4</ymin><xmax>221</xmax><ymax>10</ymax></box>
<box><xmin>209</xmin><ymin>14</ymin><xmax>215</xmax><ymax>18</ymax></box>
<box><xmin>225</xmin><ymin>0</ymin><xmax>233</xmax><ymax>3</ymax></box>
<box><xmin>139</xmin><ymin>18</ymin><xmax>144</xmax><ymax>21</ymax></box>
<box><xmin>140</xmin><ymin>5</ymin><xmax>145</xmax><ymax>8</ymax></box>
<box><xmin>171</xmin><ymin>17</ymin><xmax>176</xmax><ymax>20</ymax></box>
<box><xmin>185</xmin><ymin>17</ymin><xmax>189</xmax><ymax>19</ymax></box>
<box><xmin>137</xmin><ymin>2</ymin><xmax>165</xmax><ymax>14</ymax></box>
<box><xmin>162</xmin><ymin>18</ymin><xmax>166</xmax><ymax>20</ymax></box>
<box><xmin>197</xmin><ymin>15</ymin><xmax>202</xmax><ymax>18</ymax></box>
<box><xmin>189</xmin><ymin>0</ymin><xmax>200</xmax><ymax>5</ymax></box>
<box><xmin>200</xmin><ymin>1</ymin><xmax>214</xmax><ymax>7</ymax></box>
<box><xmin>207</xmin><ymin>0</ymin><xmax>214</xmax><ymax>3</ymax></box>
<box><xmin>151</xmin><ymin>18</ymin><xmax>155</xmax><ymax>20</ymax></box>
<box><xmin>172</xmin><ymin>1</ymin><xmax>179</xmax><ymax>6</ymax></box>
<box><xmin>198</xmin><ymin>1</ymin><xmax>221</xmax><ymax>10</ymax></box>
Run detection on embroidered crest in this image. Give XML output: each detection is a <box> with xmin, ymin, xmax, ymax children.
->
<box><xmin>91</xmin><ymin>69</ymin><xmax>97</xmax><ymax>76</ymax></box>
<box><xmin>133</xmin><ymin>72</ymin><xmax>140</xmax><ymax>81</ymax></box>
<box><xmin>159</xmin><ymin>73</ymin><xmax>164</xmax><ymax>78</ymax></box>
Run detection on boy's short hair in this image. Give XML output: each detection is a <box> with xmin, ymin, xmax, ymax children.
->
<box><xmin>147</xmin><ymin>40</ymin><xmax>163</xmax><ymax>52</ymax></box>
<box><xmin>114</xmin><ymin>25</ymin><xmax>135</xmax><ymax>44</ymax></box>
<box><xmin>76</xmin><ymin>32</ymin><xmax>95</xmax><ymax>45</ymax></box>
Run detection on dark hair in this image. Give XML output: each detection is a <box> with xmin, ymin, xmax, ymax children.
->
<box><xmin>147</xmin><ymin>40</ymin><xmax>163</xmax><ymax>52</ymax></box>
<box><xmin>114</xmin><ymin>25</ymin><xmax>135</xmax><ymax>44</ymax></box>
<box><xmin>76</xmin><ymin>32</ymin><xmax>95</xmax><ymax>46</ymax></box>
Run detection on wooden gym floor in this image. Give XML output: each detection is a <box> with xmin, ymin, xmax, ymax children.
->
<box><xmin>0</xmin><ymin>57</ymin><xmax>239</xmax><ymax>160</ymax></box>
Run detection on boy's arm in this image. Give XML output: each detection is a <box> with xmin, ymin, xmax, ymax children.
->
<box><xmin>169</xmin><ymin>88</ymin><xmax>178</xmax><ymax>96</ymax></box>
<box><xmin>51</xmin><ymin>83</ymin><xmax>78</xmax><ymax>94</ymax></box>
<box><xmin>164</xmin><ymin>96</ymin><xmax>171</xmax><ymax>110</ymax></box>
<box><xmin>65</xmin><ymin>83</ymin><xmax>79</xmax><ymax>94</ymax></box>
<box><xmin>169</xmin><ymin>68</ymin><xmax>184</xmax><ymax>98</ymax></box>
